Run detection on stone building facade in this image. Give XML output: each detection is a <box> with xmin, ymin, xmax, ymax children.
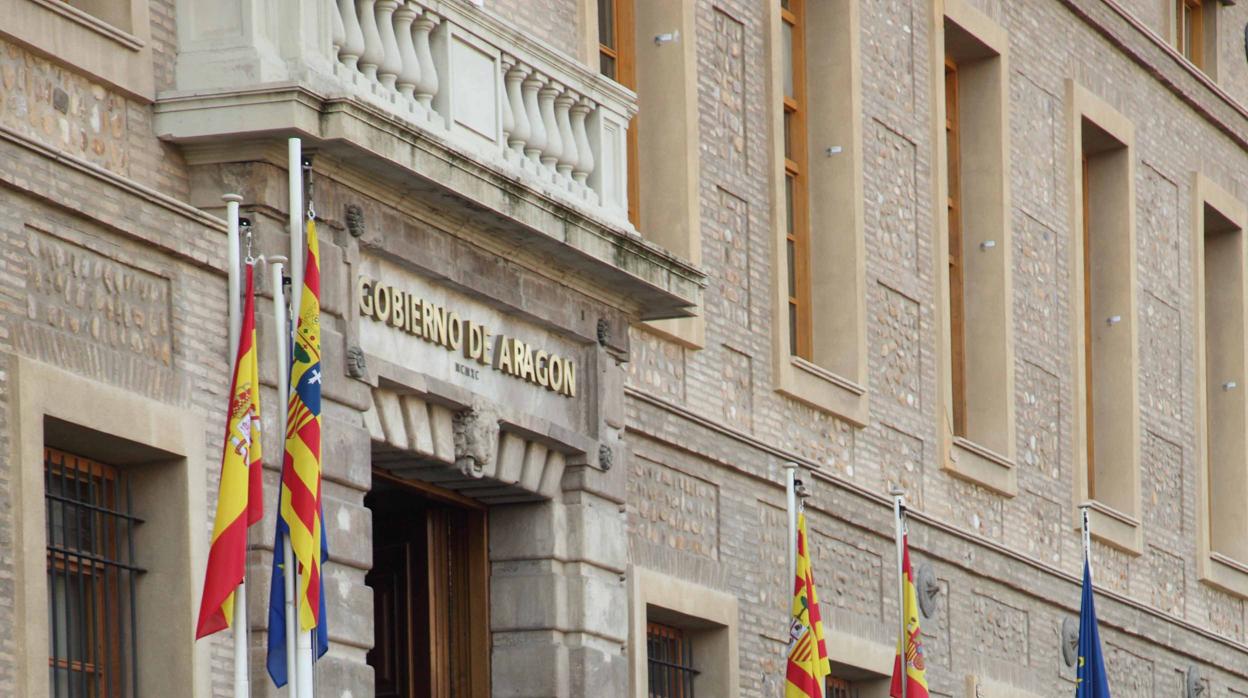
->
<box><xmin>3</xmin><ymin>0</ymin><xmax>1248</xmax><ymax>697</ymax></box>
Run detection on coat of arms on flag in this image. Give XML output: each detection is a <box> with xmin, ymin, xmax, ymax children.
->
<box><xmin>786</xmin><ymin>510</ymin><xmax>831</xmax><ymax>698</ymax></box>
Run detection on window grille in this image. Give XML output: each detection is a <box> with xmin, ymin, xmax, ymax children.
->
<box><xmin>647</xmin><ymin>622</ymin><xmax>697</xmax><ymax>697</ymax></box>
<box><xmin>45</xmin><ymin>448</ymin><xmax>143</xmax><ymax>698</ymax></box>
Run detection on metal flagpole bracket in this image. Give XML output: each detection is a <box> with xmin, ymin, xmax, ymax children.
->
<box><xmin>241</xmin><ymin>217</ymin><xmax>256</xmax><ymax>265</ymax></box>
<box><xmin>302</xmin><ymin>154</ymin><xmax>316</xmax><ymax>222</ymax></box>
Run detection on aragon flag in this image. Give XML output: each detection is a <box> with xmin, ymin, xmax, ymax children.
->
<box><xmin>267</xmin><ymin>218</ymin><xmax>330</xmax><ymax>686</ymax></box>
<box><xmin>786</xmin><ymin>511</ymin><xmax>832</xmax><ymax>698</ymax></box>
<box><xmin>889</xmin><ymin>535</ymin><xmax>929</xmax><ymax>698</ymax></box>
<box><xmin>196</xmin><ymin>262</ymin><xmax>264</xmax><ymax>639</ymax></box>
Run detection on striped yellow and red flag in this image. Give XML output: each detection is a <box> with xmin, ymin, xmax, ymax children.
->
<box><xmin>889</xmin><ymin>535</ymin><xmax>930</xmax><ymax>698</ymax></box>
<box><xmin>196</xmin><ymin>263</ymin><xmax>264</xmax><ymax>639</ymax></box>
<box><xmin>786</xmin><ymin>511</ymin><xmax>831</xmax><ymax>698</ymax></box>
<box><xmin>281</xmin><ymin>218</ymin><xmax>325</xmax><ymax>633</ymax></box>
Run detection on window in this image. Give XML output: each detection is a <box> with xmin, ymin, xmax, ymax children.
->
<box><xmin>781</xmin><ymin>0</ymin><xmax>812</xmax><ymax>359</ymax></box>
<box><xmin>945</xmin><ymin>56</ymin><xmax>966</xmax><ymax>438</ymax></box>
<box><xmin>1176</xmin><ymin>0</ymin><xmax>1204</xmax><ymax>66</ymax></box>
<box><xmin>1192</xmin><ymin>172</ymin><xmax>1248</xmax><ymax>597</ymax></box>
<box><xmin>598</xmin><ymin>0</ymin><xmax>640</xmax><ymax>227</ymax></box>
<box><xmin>647</xmin><ymin>622</ymin><xmax>698</xmax><ymax>697</ymax></box>
<box><xmin>45</xmin><ymin>448</ymin><xmax>141</xmax><ymax>697</ymax></box>
<box><xmin>1068</xmin><ymin>80</ymin><xmax>1140</xmax><ymax>553</ymax></box>
<box><xmin>769</xmin><ymin>0</ymin><xmax>869</xmax><ymax>423</ymax></box>
<box><xmin>939</xmin><ymin>0</ymin><xmax>1015</xmax><ymax>494</ymax></box>
<box><xmin>827</xmin><ymin>676</ymin><xmax>860</xmax><ymax>698</ymax></box>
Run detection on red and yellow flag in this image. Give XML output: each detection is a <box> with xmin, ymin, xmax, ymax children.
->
<box><xmin>196</xmin><ymin>263</ymin><xmax>264</xmax><ymax>639</ymax></box>
<box><xmin>889</xmin><ymin>535</ymin><xmax>929</xmax><ymax>698</ymax></box>
<box><xmin>786</xmin><ymin>511</ymin><xmax>831</xmax><ymax>698</ymax></box>
<box><xmin>281</xmin><ymin>218</ymin><xmax>325</xmax><ymax>632</ymax></box>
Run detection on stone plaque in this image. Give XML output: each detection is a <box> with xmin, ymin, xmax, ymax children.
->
<box><xmin>27</xmin><ymin>230</ymin><xmax>172</xmax><ymax>365</ymax></box>
<box><xmin>628</xmin><ymin>455</ymin><xmax>719</xmax><ymax>560</ymax></box>
<box><xmin>357</xmin><ymin>256</ymin><xmax>587</xmax><ymax>433</ymax></box>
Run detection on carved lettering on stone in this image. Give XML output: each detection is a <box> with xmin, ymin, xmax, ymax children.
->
<box><xmin>26</xmin><ymin>231</ymin><xmax>172</xmax><ymax>365</ymax></box>
<box><xmin>972</xmin><ymin>593</ymin><xmax>1029</xmax><ymax>665</ymax></box>
<box><xmin>627</xmin><ymin>455</ymin><xmax>719</xmax><ymax>560</ymax></box>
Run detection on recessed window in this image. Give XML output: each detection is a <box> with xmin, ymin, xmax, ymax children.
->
<box><xmin>780</xmin><ymin>0</ymin><xmax>812</xmax><ymax>359</ymax></box>
<box><xmin>1176</xmin><ymin>0</ymin><xmax>1204</xmax><ymax>66</ymax></box>
<box><xmin>597</xmin><ymin>0</ymin><xmax>640</xmax><ymax>227</ymax></box>
<box><xmin>945</xmin><ymin>56</ymin><xmax>967</xmax><ymax>437</ymax></box>
<box><xmin>45</xmin><ymin>448</ymin><xmax>141</xmax><ymax>697</ymax></box>
<box><xmin>646</xmin><ymin>621</ymin><xmax>698</xmax><ymax>697</ymax></box>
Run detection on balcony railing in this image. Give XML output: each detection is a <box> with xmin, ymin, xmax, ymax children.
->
<box><xmin>320</xmin><ymin>0</ymin><xmax>634</xmax><ymax>227</ymax></box>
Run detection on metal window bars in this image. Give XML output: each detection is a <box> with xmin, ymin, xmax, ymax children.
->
<box><xmin>646</xmin><ymin>622</ymin><xmax>698</xmax><ymax>697</ymax></box>
<box><xmin>45</xmin><ymin>448</ymin><xmax>144</xmax><ymax>698</ymax></box>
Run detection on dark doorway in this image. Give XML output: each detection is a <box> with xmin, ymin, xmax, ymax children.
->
<box><xmin>366</xmin><ymin>471</ymin><xmax>490</xmax><ymax>698</ymax></box>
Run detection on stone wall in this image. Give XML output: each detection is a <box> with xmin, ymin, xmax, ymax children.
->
<box><xmin>624</xmin><ymin>0</ymin><xmax>1248</xmax><ymax>695</ymax></box>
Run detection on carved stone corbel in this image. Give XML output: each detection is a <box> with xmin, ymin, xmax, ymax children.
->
<box><xmin>453</xmin><ymin>402</ymin><xmax>499</xmax><ymax>478</ymax></box>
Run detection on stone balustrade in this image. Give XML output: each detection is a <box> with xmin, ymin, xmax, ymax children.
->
<box><xmin>323</xmin><ymin>0</ymin><xmax>634</xmax><ymax>225</ymax></box>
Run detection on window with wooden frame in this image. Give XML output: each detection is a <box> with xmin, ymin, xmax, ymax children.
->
<box><xmin>45</xmin><ymin>448</ymin><xmax>142</xmax><ymax>698</ymax></box>
<box><xmin>1175</xmin><ymin>0</ymin><xmax>1204</xmax><ymax>67</ymax></box>
<box><xmin>1069</xmin><ymin>79</ymin><xmax>1140</xmax><ymax>554</ymax></box>
<box><xmin>826</xmin><ymin>676</ymin><xmax>860</xmax><ymax>698</ymax></box>
<box><xmin>646</xmin><ymin>621</ymin><xmax>698</xmax><ymax>697</ymax></box>
<box><xmin>598</xmin><ymin>0</ymin><xmax>641</xmax><ymax>227</ymax></box>
<box><xmin>938</xmin><ymin>2</ymin><xmax>1015</xmax><ymax>493</ymax></box>
<box><xmin>366</xmin><ymin>473</ymin><xmax>490</xmax><ymax>698</ymax></box>
<box><xmin>945</xmin><ymin>56</ymin><xmax>967</xmax><ymax>438</ymax></box>
<box><xmin>782</xmin><ymin>0</ymin><xmax>812</xmax><ymax>359</ymax></box>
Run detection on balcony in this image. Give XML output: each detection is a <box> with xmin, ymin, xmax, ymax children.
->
<box><xmin>156</xmin><ymin>0</ymin><xmax>701</xmax><ymax>318</ymax></box>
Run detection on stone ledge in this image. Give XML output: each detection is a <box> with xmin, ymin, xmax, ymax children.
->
<box><xmin>152</xmin><ymin>85</ymin><xmax>705</xmax><ymax>322</ymax></box>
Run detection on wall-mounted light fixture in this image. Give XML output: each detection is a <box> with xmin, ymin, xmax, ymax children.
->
<box><xmin>979</xmin><ymin>240</ymin><xmax>997</xmax><ymax>251</ymax></box>
<box><xmin>825</xmin><ymin>145</ymin><xmax>843</xmax><ymax>156</ymax></box>
<box><xmin>1106</xmin><ymin>315</ymin><xmax>1122</xmax><ymax>326</ymax></box>
<box><xmin>654</xmin><ymin>31</ymin><xmax>679</xmax><ymax>45</ymax></box>
<box><xmin>1225</xmin><ymin>381</ymin><xmax>1239</xmax><ymax>391</ymax></box>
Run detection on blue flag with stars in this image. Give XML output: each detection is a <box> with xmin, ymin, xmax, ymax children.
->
<box><xmin>1076</xmin><ymin>559</ymin><xmax>1111</xmax><ymax>697</ymax></box>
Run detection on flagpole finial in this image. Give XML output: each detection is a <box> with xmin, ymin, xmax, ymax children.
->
<box><xmin>222</xmin><ymin>193</ymin><xmax>243</xmax><ymax>204</ymax></box>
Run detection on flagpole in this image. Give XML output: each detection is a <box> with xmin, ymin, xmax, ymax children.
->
<box><xmin>785</xmin><ymin>463</ymin><xmax>798</xmax><ymax>587</ymax></box>
<box><xmin>222</xmin><ymin>194</ymin><xmax>251</xmax><ymax>698</ymax></box>
<box><xmin>892</xmin><ymin>489</ymin><xmax>907</xmax><ymax>698</ymax></box>
<box><xmin>269</xmin><ymin>256</ymin><xmax>299</xmax><ymax>698</ymax></box>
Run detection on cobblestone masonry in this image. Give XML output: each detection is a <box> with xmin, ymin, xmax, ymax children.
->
<box><xmin>625</xmin><ymin>0</ymin><xmax>1248</xmax><ymax>695</ymax></box>
<box><xmin>9</xmin><ymin>0</ymin><xmax>1248</xmax><ymax>695</ymax></box>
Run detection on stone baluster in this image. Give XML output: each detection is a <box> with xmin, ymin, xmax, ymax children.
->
<box><xmin>412</xmin><ymin>10</ymin><xmax>440</xmax><ymax>114</ymax></box>
<box><xmin>570</xmin><ymin>97</ymin><xmax>594</xmax><ymax>187</ymax></box>
<box><xmin>375</xmin><ymin>0</ymin><xmax>403</xmax><ymax>92</ymax></box>
<box><xmin>504</xmin><ymin>60</ymin><xmax>531</xmax><ymax>158</ymax></box>
<box><xmin>357</xmin><ymin>0</ymin><xmax>384</xmax><ymax>83</ymax></box>
<box><xmin>522</xmin><ymin>72</ymin><xmax>547</xmax><ymax>165</ymax></box>
<box><xmin>500</xmin><ymin>55</ymin><xmax>515</xmax><ymax>150</ymax></box>
<box><xmin>393</xmin><ymin>3</ymin><xmax>422</xmax><ymax>111</ymax></box>
<box><xmin>555</xmin><ymin>89</ymin><xmax>577</xmax><ymax>184</ymax></box>
<box><xmin>538</xmin><ymin>80</ymin><xmax>562</xmax><ymax>175</ymax></box>
<box><xmin>338</xmin><ymin>0</ymin><xmax>365</xmax><ymax>73</ymax></box>
<box><xmin>330</xmin><ymin>0</ymin><xmax>345</xmax><ymax>62</ymax></box>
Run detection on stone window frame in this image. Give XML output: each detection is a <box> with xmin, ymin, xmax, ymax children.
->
<box><xmin>1168</xmin><ymin>0</ymin><xmax>1222</xmax><ymax>78</ymax></box>
<box><xmin>1066</xmin><ymin>80</ymin><xmax>1142</xmax><ymax>555</ymax></box>
<box><xmin>8</xmin><ymin>355</ymin><xmax>209</xmax><ymax>696</ymax></box>
<box><xmin>1191</xmin><ymin>171</ymin><xmax>1248</xmax><ymax>598</ymax></box>
<box><xmin>932</xmin><ymin>0</ymin><xmax>1017</xmax><ymax>496</ymax></box>
<box><xmin>765</xmin><ymin>0</ymin><xmax>870</xmax><ymax>425</ymax></box>
<box><xmin>5</xmin><ymin>0</ymin><xmax>154</xmax><ymax>100</ymax></box>
<box><xmin>628</xmin><ymin>567</ymin><xmax>739</xmax><ymax>697</ymax></box>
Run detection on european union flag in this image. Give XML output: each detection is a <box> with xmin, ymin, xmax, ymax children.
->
<box><xmin>266</xmin><ymin>505</ymin><xmax>330</xmax><ymax>686</ymax></box>
<box><xmin>1076</xmin><ymin>559</ymin><xmax>1111</xmax><ymax>697</ymax></box>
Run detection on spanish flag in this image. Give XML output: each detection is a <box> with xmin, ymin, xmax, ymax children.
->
<box><xmin>889</xmin><ymin>535</ymin><xmax>929</xmax><ymax>698</ymax></box>
<box><xmin>196</xmin><ymin>263</ymin><xmax>264</xmax><ymax>639</ymax></box>
<box><xmin>786</xmin><ymin>511</ymin><xmax>831</xmax><ymax>698</ymax></box>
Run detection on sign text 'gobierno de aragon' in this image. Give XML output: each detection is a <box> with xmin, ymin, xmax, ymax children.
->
<box><xmin>358</xmin><ymin>276</ymin><xmax>577</xmax><ymax>398</ymax></box>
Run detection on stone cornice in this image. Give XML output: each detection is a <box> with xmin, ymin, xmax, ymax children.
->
<box><xmin>624</xmin><ymin>387</ymin><xmax>1248</xmax><ymax>676</ymax></box>
<box><xmin>0</xmin><ymin>123</ymin><xmax>227</xmax><ymax>272</ymax></box>
<box><xmin>1063</xmin><ymin>0</ymin><xmax>1248</xmax><ymax>152</ymax></box>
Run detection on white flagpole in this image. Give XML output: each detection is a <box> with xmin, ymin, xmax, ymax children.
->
<box><xmin>784</xmin><ymin>463</ymin><xmax>798</xmax><ymax>587</ymax></box>
<box><xmin>1080</xmin><ymin>503</ymin><xmax>1093</xmax><ymax>578</ymax></box>
<box><xmin>892</xmin><ymin>490</ymin><xmax>907</xmax><ymax>698</ymax></box>
<box><xmin>223</xmin><ymin>194</ymin><xmax>251</xmax><ymax>698</ymax></box>
<box><xmin>269</xmin><ymin>257</ymin><xmax>298</xmax><ymax>697</ymax></box>
<box><xmin>287</xmin><ymin>136</ymin><xmax>317</xmax><ymax>698</ymax></box>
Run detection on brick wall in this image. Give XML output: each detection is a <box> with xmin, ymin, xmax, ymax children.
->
<box><xmin>625</xmin><ymin>0</ymin><xmax>1248</xmax><ymax>695</ymax></box>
